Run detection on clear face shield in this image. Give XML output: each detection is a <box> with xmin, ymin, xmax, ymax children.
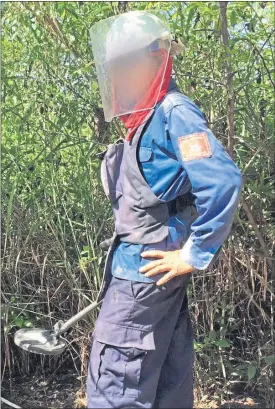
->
<box><xmin>89</xmin><ymin>12</ymin><xmax>171</xmax><ymax>122</ymax></box>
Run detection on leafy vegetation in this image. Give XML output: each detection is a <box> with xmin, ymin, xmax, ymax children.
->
<box><xmin>1</xmin><ymin>1</ymin><xmax>274</xmax><ymax>406</ymax></box>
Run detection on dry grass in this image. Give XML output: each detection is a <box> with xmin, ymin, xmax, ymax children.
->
<box><xmin>1</xmin><ymin>208</ymin><xmax>274</xmax><ymax>406</ymax></box>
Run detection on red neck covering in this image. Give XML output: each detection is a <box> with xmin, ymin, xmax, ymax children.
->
<box><xmin>119</xmin><ymin>49</ymin><xmax>172</xmax><ymax>141</ymax></box>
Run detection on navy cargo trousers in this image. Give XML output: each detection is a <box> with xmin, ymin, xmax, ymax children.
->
<box><xmin>86</xmin><ymin>274</ymin><xmax>194</xmax><ymax>408</ymax></box>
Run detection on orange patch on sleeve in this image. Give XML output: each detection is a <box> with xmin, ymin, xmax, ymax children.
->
<box><xmin>178</xmin><ymin>132</ymin><xmax>212</xmax><ymax>161</ymax></box>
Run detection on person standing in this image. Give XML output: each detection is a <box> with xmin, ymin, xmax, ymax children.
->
<box><xmin>87</xmin><ymin>10</ymin><xmax>242</xmax><ymax>408</ymax></box>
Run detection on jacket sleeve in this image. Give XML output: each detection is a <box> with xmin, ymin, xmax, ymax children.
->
<box><xmin>166</xmin><ymin>99</ymin><xmax>243</xmax><ymax>270</ymax></box>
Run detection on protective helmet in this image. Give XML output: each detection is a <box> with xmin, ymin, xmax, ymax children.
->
<box><xmin>105</xmin><ymin>11</ymin><xmax>171</xmax><ymax>62</ymax></box>
<box><xmin>89</xmin><ymin>11</ymin><xmax>172</xmax><ymax>122</ymax></box>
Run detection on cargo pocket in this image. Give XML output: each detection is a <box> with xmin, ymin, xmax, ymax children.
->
<box><xmin>91</xmin><ymin>309</ymin><xmax>154</xmax><ymax>397</ymax></box>
<box><xmin>95</xmin><ymin>341</ymin><xmax>147</xmax><ymax>398</ymax></box>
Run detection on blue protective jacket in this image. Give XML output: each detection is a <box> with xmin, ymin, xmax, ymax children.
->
<box><xmin>111</xmin><ymin>79</ymin><xmax>242</xmax><ymax>282</ymax></box>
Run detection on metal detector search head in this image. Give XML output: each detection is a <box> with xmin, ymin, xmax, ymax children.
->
<box><xmin>14</xmin><ymin>328</ymin><xmax>67</xmax><ymax>356</ymax></box>
<box><xmin>13</xmin><ymin>299</ymin><xmax>103</xmax><ymax>356</ymax></box>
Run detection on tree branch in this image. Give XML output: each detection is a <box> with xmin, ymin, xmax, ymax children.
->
<box><xmin>241</xmin><ymin>198</ymin><xmax>272</xmax><ymax>269</ymax></box>
<box><xmin>219</xmin><ymin>1</ymin><xmax>235</xmax><ymax>159</ymax></box>
<box><xmin>219</xmin><ymin>2</ymin><xmax>272</xmax><ymax>270</ymax></box>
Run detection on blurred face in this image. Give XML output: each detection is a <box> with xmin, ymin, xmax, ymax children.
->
<box><xmin>109</xmin><ymin>52</ymin><xmax>163</xmax><ymax>107</ymax></box>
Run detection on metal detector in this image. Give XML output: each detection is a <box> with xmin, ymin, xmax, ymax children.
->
<box><xmin>14</xmin><ymin>235</ymin><xmax>117</xmax><ymax>356</ymax></box>
<box><xmin>14</xmin><ymin>299</ymin><xmax>103</xmax><ymax>356</ymax></box>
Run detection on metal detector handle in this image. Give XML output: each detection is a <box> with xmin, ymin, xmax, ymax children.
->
<box><xmin>55</xmin><ymin>300</ymin><xmax>103</xmax><ymax>336</ymax></box>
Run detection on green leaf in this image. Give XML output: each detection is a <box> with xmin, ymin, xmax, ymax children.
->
<box><xmin>230</xmin><ymin>9</ymin><xmax>237</xmax><ymax>26</ymax></box>
<box><xmin>209</xmin><ymin>330</ymin><xmax>217</xmax><ymax>341</ymax></box>
<box><xmin>264</xmin><ymin>355</ymin><xmax>275</xmax><ymax>365</ymax></box>
<box><xmin>23</xmin><ymin>321</ymin><xmax>33</xmax><ymax>328</ymax></box>
<box><xmin>193</xmin><ymin>342</ymin><xmax>204</xmax><ymax>351</ymax></box>
<box><xmin>91</xmin><ymin>81</ymin><xmax>98</xmax><ymax>92</ymax></box>
<box><xmin>15</xmin><ymin>316</ymin><xmax>24</xmax><ymax>328</ymax></box>
<box><xmin>186</xmin><ymin>6</ymin><xmax>197</xmax><ymax>30</ymax></box>
<box><xmin>204</xmin><ymin>336</ymin><xmax>210</xmax><ymax>345</ymax></box>
<box><xmin>215</xmin><ymin>339</ymin><xmax>231</xmax><ymax>348</ymax></box>
<box><xmin>247</xmin><ymin>365</ymin><xmax>256</xmax><ymax>380</ymax></box>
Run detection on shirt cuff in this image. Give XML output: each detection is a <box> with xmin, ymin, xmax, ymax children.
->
<box><xmin>179</xmin><ymin>237</ymin><xmax>215</xmax><ymax>270</ymax></box>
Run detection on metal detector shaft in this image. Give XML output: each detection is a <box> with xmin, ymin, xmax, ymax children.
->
<box><xmin>55</xmin><ymin>299</ymin><xmax>103</xmax><ymax>336</ymax></box>
<box><xmin>14</xmin><ymin>236</ymin><xmax>117</xmax><ymax>356</ymax></box>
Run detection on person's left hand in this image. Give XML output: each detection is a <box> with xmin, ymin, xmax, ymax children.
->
<box><xmin>139</xmin><ymin>250</ymin><xmax>195</xmax><ymax>286</ymax></box>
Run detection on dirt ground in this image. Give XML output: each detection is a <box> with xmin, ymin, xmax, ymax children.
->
<box><xmin>1</xmin><ymin>371</ymin><xmax>265</xmax><ymax>409</ymax></box>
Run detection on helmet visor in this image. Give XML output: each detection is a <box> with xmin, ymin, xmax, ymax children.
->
<box><xmin>89</xmin><ymin>14</ymin><xmax>171</xmax><ymax>122</ymax></box>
